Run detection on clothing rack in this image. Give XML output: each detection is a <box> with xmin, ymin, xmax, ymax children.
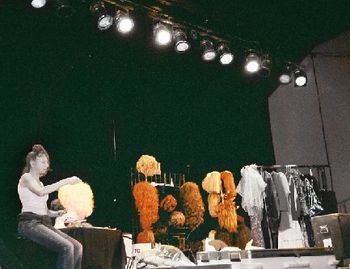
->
<box><xmin>256</xmin><ymin>164</ymin><xmax>329</xmax><ymax>169</ymax></box>
<box><xmin>255</xmin><ymin>164</ymin><xmax>333</xmax><ymax>191</ymax></box>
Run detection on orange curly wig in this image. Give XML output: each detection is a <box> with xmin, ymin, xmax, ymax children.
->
<box><xmin>220</xmin><ymin>170</ymin><xmax>236</xmax><ymax>201</ymax></box>
<box><xmin>217</xmin><ymin>199</ymin><xmax>238</xmax><ymax>233</ymax></box>
<box><xmin>133</xmin><ymin>181</ymin><xmax>159</xmax><ymax>230</ymax></box>
<box><xmin>137</xmin><ymin>229</ymin><xmax>155</xmax><ymax>243</ymax></box>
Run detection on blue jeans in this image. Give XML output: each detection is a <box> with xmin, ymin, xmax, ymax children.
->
<box><xmin>18</xmin><ymin>218</ymin><xmax>82</xmax><ymax>269</ymax></box>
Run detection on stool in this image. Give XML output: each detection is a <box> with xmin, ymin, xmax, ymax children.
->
<box><xmin>14</xmin><ymin>235</ymin><xmax>56</xmax><ymax>269</ymax></box>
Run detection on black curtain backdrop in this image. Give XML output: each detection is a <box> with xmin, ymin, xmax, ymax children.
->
<box><xmin>1</xmin><ymin>0</ymin><xmax>349</xmax><ymax>242</ymax></box>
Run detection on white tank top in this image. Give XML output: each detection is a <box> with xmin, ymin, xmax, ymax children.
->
<box><xmin>18</xmin><ymin>179</ymin><xmax>49</xmax><ymax>215</ymax></box>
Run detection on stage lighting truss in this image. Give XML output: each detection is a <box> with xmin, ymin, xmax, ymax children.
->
<box><xmin>85</xmin><ymin>0</ymin><xmax>304</xmax><ymax>81</ymax></box>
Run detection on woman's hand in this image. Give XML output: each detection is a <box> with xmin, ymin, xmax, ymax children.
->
<box><xmin>63</xmin><ymin>176</ymin><xmax>82</xmax><ymax>185</ymax></box>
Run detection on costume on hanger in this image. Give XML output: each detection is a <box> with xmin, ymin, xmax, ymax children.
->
<box><xmin>237</xmin><ymin>164</ymin><xmax>266</xmax><ymax>248</ymax></box>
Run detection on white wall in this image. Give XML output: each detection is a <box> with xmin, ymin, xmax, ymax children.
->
<box><xmin>268</xmin><ymin>31</ymin><xmax>350</xmax><ymax>211</ymax></box>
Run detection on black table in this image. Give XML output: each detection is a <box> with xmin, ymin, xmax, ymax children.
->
<box><xmin>62</xmin><ymin>227</ymin><xmax>126</xmax><ymax>269</ymax></box>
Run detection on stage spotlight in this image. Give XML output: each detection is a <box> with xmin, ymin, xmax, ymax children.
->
<box><xmin>173</xmin><ymin>29</ymin><xmax>190</xmax><ymax>53</ymax></box>
<box><xmin>154</xmin><ymin>22</ymin><xmax>172</xmax><ymax>46</ymax></box>
<box><xmin>279</xmin><ymin>73</ymin><xmax>292</xmax><ymax>85</ymax></box>
<box><xmin>278</xmin><ymin>65</ymin><xmax>292</xmax><ymax>85</ymax></box>
<box><xmin>31</xmin><ymin>0</ymin><xmax>46</xmax><ymax>8</ymax></box>
<box><xmin>294</xmin><ymin>69</ymin><xmax>307</xmax><ymax>87</ymax></box>
<box><xmin>56</xmin><ymin>0</ymin><xmax>75</xmax><ymax>18</ymax></box>
<box><xmin>115</xmin><ymin>10</ymin><xmax>134</xmax><ymax>34</ymax></box>
<box><xmin>90</xmin><ymin>1</ymin><xmax>114</xmax><ymax>31</ymax></box>
<box><xmin>217</xmin><ymin>44</ymin><xmax>234</xmax><ymax>65</ymax></box>
<box><xmin>201</xmin><ymin>40</ymin><xmax>216</xmax><ymax>61</ymax></box>
<box><xmin>244</xmin><ymin>52</ymin><xmax>261</xmax><ymax>73</ymax></box>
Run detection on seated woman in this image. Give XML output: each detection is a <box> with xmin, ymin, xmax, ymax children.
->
<box><xmin>17</xmin><ymin>144</ymin><xmax>83</xmax><ymax>269</ymax></box>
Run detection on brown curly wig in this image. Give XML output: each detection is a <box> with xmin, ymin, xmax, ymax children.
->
<box><xmin>160</xmin><ymin>194</ymin><xmax>177</xmax><ymax>212</ymax></box>
<box><xmin>179</xmin><ymin>182</ymin><xmax>205</xmax><ymax>230</ymax></box>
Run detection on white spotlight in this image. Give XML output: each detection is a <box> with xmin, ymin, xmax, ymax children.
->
<box><xmin>201</xmin><ymin>40</ymin><xmax>216</xmax><ymax>61</ymax></box>
<box><xmin>98</xmin><ymin>15</ymin><xmax>114</xmax><ymax>30</ymax></box>
<box><xmin>217</xmin><ymin>44</ymin><xmax>234</xmax><ymax>65</ymax></box>
<box><xmin>278</xmin><ymin>64</ymin><xmax>293</xmax><ymax>84</ymax></box>
<box><xmin>154</xmin><ymin>22</ymin><xmax>172</xmax><ymax>46</ymax></box>
<box><xmin>294</xmin><ymin>69</ymin><xmax>307</xmax><ymax>87</ymax></box>
<box><xmin>244</xmin><ymin>53</ymin><xmax>261</xmax><ymax>73</ymax></box>
<box><xmin>173</xmin><ymin>29</ymin><xmax>190</xmax><ymax>53</ymax></box>
<box><xmin>115</xmin><ymin>11</ymin><xmax>134</xmax><ymax>34</ymax></box>
<box><xmin>279</xmin><ymin>73</ymin><xmax>292</xmax><ymax>84</ymax></box>
<box><xmin>90</xmin><ymin>1</ymin><xmax>114</xmax><ymax>31</ymax></box>
<box><xmin>31</xmin><ymin>0</ymin><xmax>46</xmax><ymax>8</ymax></box>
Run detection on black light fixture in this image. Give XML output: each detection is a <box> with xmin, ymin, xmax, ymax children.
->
<box><xmin>115</xmin><ymin>10</ymin><xmax>134</xmax><ymax>34</ymax></box>
<box><xmin>154</xmin><ymin>22</ymin><xmax>173</xmax><ymax>46</ymax></box>
<box><xmin>30</xmin><ymin>0</ymin><xmax>47</xmax><ymax>8</ymax></box>
<box><xmin>90</xmin><ymin>1</ymin><xmax>114</xmax><ymax>31</ymax></box>
<box><xmin>244</xmin><ymin>52</ymin><xmax>261</xmax><ymax>73</ymax></box>
<box><xmin>217</xmin><ymin>44</ymin><xmax>234</xmax><ymax>65</ymax></box>
<box><xmin>294</xmin><ymin>69</ymin><xmax>307</xmax><ymax>87</ymax></box>
<box><xmin>201</xmin><ymin>40</ymin><xmax>216</xmax><ymax>61</ymax></box>
<box><xmin>55</xmin><ymin>0</ymin><xmax>75</xmax><ymax>18</ymax></box>
<box><xmin>258</xmin><ymin>55</ymin><xmax>272</xmax><ymax>77</ymax></box>
<box><xmin>173</xmin><ymin>28</ymin><xmax>190</xmax><ymax>53</ymax></box>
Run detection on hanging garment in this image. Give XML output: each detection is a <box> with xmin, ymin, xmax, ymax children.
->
<box><xmin>263</xmin><ymin>171</ymin><xmax>280</xmax><ymax>233</ymax></box>
<box><xmin>237</xmin><ymin>165</ymin><xmax>267</xmax><ymax>216</ymax></box>
<box><xmin>237</xmin><ymin>164</ymin><xmax>267</xmax><ymax>248</ymax></box>
<box><xmin>262</xmin><ymin>171</ymin><xmax>279</xmax><ymax>248</ymax></box>
<box><xmin>278</xmin><ymin>220</ymin><xmax>305</xmax><ymax>248</ymax></box>
<box><xmin>271</xmin><ymin>172</ymin><xmax>292</xmax><ymax>231</ymax></box>
<box><xmin>271</xmin><ymin>171</ymin><xmax>306</xmax><ymax>248</ymax></box>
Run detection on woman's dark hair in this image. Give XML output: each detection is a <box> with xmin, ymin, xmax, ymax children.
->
<box><xmin>22</xmin><ymin>144</ymin><xmax>50</xmax><ymax>174</ymax></box>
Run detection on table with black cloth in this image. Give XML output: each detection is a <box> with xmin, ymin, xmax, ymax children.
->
<box><xmin>62</xmin><ymin>227</ymin><xmax>126</xmax><ymax>269</ymax></box>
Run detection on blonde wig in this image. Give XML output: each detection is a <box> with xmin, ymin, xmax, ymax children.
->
<box><xmin>169</xmin><ymin>211</ymin><xmax>186</xmax><ymax>227</ymax></box>
<box><xmin>136</xmin><ymin>155</ymin><xmax>160</xmax><ymax>177</ymax></box>
<box><xmin>179</xmin><ymin>182</ymin><xmax>205</xmax><ymax>230</ymax></box>
<box><xmin>58</xmin><ymin>182</ymin><xmax>94</xmax><ymax>220</ymax></box>
<box><xmin>208</xmin><ymin>193</ymin><xmax>221</xmax><ymax>218</ymax></box>
<box><xmin>133</xmin><ymin>181</ymin><xmax>159</xmax><ymax>230</ymax></box>
<box><xmin>202</xmin><ymin>171</ymin><xmax>222</xmax><ymax>194</ymax></box>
